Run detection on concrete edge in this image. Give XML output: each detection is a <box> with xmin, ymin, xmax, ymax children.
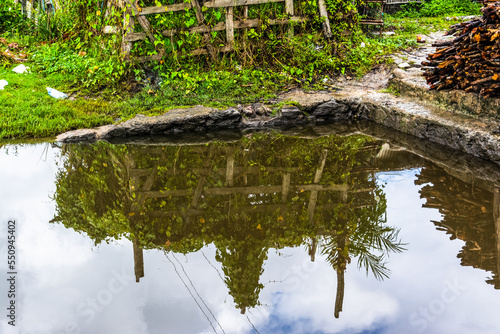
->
<box><xmin>56</xmin><ymin>89</ymin><xmax>500</xmax><ymax>166</ymax></box>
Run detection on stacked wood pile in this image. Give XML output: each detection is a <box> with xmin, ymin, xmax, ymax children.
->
<box><xmin>422</xmin><ymin>4</ymin><xmax>500</xmax><ymax>97</ymax></box>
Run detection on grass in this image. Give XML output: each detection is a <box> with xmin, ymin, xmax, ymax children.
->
<box><xmin>384</xmin><ymin>16</ymin><xmax>461</xmax><ymax>35</ymax></box>
<box><xmin>0</xmin><ymin>65</ymin><xmax>285</xmax><ymax>140</ymax></box>
<box><xmin>0</xmin><ymin>69</ymin><xmax>113</xmax><ymax>139</ymax></box>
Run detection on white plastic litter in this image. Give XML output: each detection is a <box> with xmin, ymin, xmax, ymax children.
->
<box><xmin>12</xmin><ymin>64</ymin><xmax>28</xmax><ymax>74</ymax></box>
<box><xmin>46</xmin><ymin>87</ymin><xmax>68</xmax><ymax>99</ymax></box>
<box><xmin>0</xmin><ymin>79</ymin><xmax>7</xmax><ymax>90</ymax></box>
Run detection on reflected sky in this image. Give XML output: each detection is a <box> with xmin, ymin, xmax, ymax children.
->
<box><xmin>1</xmin><ymin>143</ymin><xmax>500</xmax><ymax>334</ymax></box>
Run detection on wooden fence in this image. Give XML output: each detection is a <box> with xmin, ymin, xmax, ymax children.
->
<box><xmin>121</xmin><ymin>0</ymin><xmax>327</xmax><ymax>62</ymax></box>
<box><xmin>127</xmin><ymin>146</ymin><xmax>377</xmax><ymax>225</ymax></box>
<box><xmin>119</xmin><ymin>0</ymin><xmax>390</xmax><ymax>61</ymax></box>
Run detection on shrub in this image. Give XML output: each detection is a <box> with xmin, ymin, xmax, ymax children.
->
<box><xmin>396</xmin><ymin>0</ymin><xmax>481</xmax><ymax>18</ymax></box>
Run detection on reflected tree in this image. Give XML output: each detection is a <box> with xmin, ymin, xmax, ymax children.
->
<box><xmin>215</xmin><ymin>236</ymin><xmax>268</xmax><ymax>314</ymax></box>
<box><xmin>52</xmin><ymin>131</ymin><xmax>408</xmax><ymax>315</ymax></box>
<box><xmin>320</xmin><ymin>185</ymin><xmax>405</xmax><ymax>318</ymax></box>
<box><xmin>52</xmin><ymin>142</ymin><xmax>131</xmax><ymax>244</ymax></box>
<box><xmin>416</xmin><ymin>163</ymin><xmax>500</xmax><ymax>288</ymax></box>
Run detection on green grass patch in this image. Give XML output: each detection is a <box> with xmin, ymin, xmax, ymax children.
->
<box><xmin>0</xmin><ymin>69</ymin><xmax>113</xmax><ymax>139</ymax></box>
<box><xmin>0</xmin><ymin>65</ymin><xmax>286</xmax><ymax>140</ymax></box>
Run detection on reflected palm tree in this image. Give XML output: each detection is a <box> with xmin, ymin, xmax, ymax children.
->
<box><xmin>320</xmin><ymin>190</ymin><xmax>405</xmax><ymax>318</ymax></box>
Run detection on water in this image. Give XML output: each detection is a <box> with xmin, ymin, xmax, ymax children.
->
<box><xmin>1</xmin><ymin>127</ymin><xmax>500</xmax><ymax>334</ymax></box>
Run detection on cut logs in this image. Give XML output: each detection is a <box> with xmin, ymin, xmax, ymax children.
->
<box><xmin>422</xmin><ymin>4</ymin><xmax>500</xmax><ymax>97</ymax></box>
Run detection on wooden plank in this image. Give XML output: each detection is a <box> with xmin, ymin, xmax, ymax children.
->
<box><xmin>137</xmin><ymin>2</ymin><xmax>191</xmax><ymax>15</ymax></box>
<box><xmin>307</xmin><ymin>149</ymin><xmax>328</xmax><ymax>224</ymax></box>
<box><xmin>226</xmin><ymin>148</ymin><xmax>235</xmax><ymax>187</ymax></box>
<box><xmin>191</xmin><ymin>44</ymin><xmax>233</xmax><ymax>55</ymax></box>
<box><xmin>147</xmin><ymin>202</ymin><xmax>374</xmax><ymax>218</ymax></box>
<box><xmin>359</xmin><ymin>19</ymin><xmax>384</xmax><ymax>25</ymax></box>
<box><xmin>285</xmin><ymin>0</ymin><xmax>294</xmax><ymax>37</ymax></box>
<box><xmin>130</xmin><ymin>166</ymin><xmax>300</xmax><ymax>177</ymax></box>
<box><xmin>103</xmin><ymin>25</ymin><xmax>119</xmax><ymax>34</ymax></box>
<box><xmin>317</xmin><ymin>0</ymin><xmax>332</xmax><ymax>38</ymax></box>
<box><xmin>121</xmin><ymin>8</ymin><xmax>135</xmax><ymax>56</ymax></box>
<box><xmin>141</xmin><ymin>183</ymin><xmax>349</xmax><ymax>198</ymax></box>
<box><xmin>193</xmin><ymin>147</ymin><xmax>215</xmax><ymax>207</ymax></box>
<box><xmin>281</xmin><ymin>173</ymin><xmax>291</xmax><ymax>203</ymax></box>
<box><xmin>226</xmin><ymin>7</ymin><xmax>235</xmax><ymax>48</ymax></box>
<box><xmin>124</xmin><ymin>16</ymin><xmax>309</xmax><ymax>42</ymax></box>
<box><xmin>133</xmin><ymin>236</ymin><xmax>144</xmax><ymax>282</ymax></box>
<box><xmin>124</xmin><ymin>32</ymin><xmax>147</xmax><ymax>42</ymax></box>
<box><xmin>190</xmin><ymin>0</ymin><xmax>205</xmax><ymax>23</ymax></box>
<box><xmin>386</xmin><ymin>0</ymin><xmax>420</xmax><ymax>3</ymax></box>
<box><xmin>309</xmin><ymin>237</ymin><xmax>317</xmax><ymax>262</ymax></box>
<box><xmin>285</xmin><ymin>0</ymin><xmax>293</xmax><ymax>15</ymax></box>
<box><xmin>243</xmin><ymin>5</ymin><xmax>249</xmax><ymax>47</ymax></box>
<box><xmin>136</xmin><ymin>16</ymin><xmax>156</xmax><ymax>44</ymax></box>
<box><xmin>135</xmin><ymin>50</ymin><xmax>165</xmax><ymax>63</ymax></box>
<box><xmin>126</xmin><ymin>0</ymin><xmax>157</xmax><ymax>45</ymax></box>
<box><xmin>192</xmin><ymin>175</ymin><xmax>207</xmax><ymax>207</ymax></box>
<box><xmin>204</xmin><ymin>0</ymin><xmax>284</xmax><ymax>8</ymax></box>
<box><xmin>130</xmin><ymin>165</ymin><xmax>158</xmax><ymax>211</ymax></box>
<box><xmin>350</xmin><ymin>187</ymin><xmax>375</xmax><ymax>193</ymax></box>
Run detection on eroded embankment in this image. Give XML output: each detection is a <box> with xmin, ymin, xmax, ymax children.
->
<box><xmin>56</xmin><ymin>84</ymin><xmax>500</xmax><ymax>167</ymax></box>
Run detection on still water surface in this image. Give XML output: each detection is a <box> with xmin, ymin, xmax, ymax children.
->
<box><xmin>1</xmin><ymin>129</ymin><xmax>500</xmax><ymax>334</ymax></box>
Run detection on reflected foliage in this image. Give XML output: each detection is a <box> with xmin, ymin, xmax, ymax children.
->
<box><xmin>321</xmin><ymin>194</ymin><xmax>405</xmax><ymax>281</ymax></box>
<box><xmin>53</xmin><ymin>131</ymin><xmax>406</xmax><ymax>314</ymax></box>
<box><xmin>416</xmin><ymin>164</ymin><xmax>500</xmax><ymax>289</ymax></box>
<box><xmin>53</xmin><ymin>143</ymin><xmax>131</xmax><ymax>244</ymax></box>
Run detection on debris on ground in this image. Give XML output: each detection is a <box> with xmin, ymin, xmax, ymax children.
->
<box><xmin>12</xmin><ymin>64</ymin><xmax>28</xmax><ymax>74</ymax></box>
<box><xmin>46</xmin><ymin>87</ymin><xmax>68</xmax><ymax>99</ymax></box>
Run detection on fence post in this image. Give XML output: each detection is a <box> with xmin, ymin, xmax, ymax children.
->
<box><xmin>285</xmin><ymin>0</ymin><xmax>294</xmax><ymax>37</ymax></box>
<box><xmin>122</xmin><ymin>8</ymin><xmax>135</xmax><ymax>57</ymax></box>
<box><xmin>226</xmin><ymin>6</ymin><xmax>235</xmax><ymax>49</ymax></box>
<box><xmin>318</xmin><ymin>0</ymin><xmax>332</xmax><ymax>38</ymax></box>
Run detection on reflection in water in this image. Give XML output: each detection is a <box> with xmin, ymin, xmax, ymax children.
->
<box><xmin>52</xmin><ymin>133</ymin><xmax>411</xmax><ymax>318</ymax></box>
<box><xmin>45</xmin><ymin>129</ymin><xmax>500</xmax><ymax>331</ymax></box>
<box><xmin>416</xmin><ymin>164</ymin><xmax>500</xmax><ymax>289</ymax></box>
<box><xmin>2</xmin><ymin>129</ymin><xmax>500</xmax><ymax>333</ymax></box>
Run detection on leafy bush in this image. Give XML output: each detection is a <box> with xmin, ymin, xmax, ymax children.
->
<box><xmin>0</xmin><ymin>0</ymin><xmax>23</xmax><ymax>33</ymax></box>
<box><xmin>396</xmin><ymin>0</ymin><xmax>481</xmax><ymax>18</ymax></box>
<box><xmin>32</xmin><ymin>42</ymin><xmax>129</xmax><ymax>90</ymax></box>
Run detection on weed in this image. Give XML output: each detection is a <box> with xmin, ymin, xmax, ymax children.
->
<box><xmin>395</xmin><ymin>0</ymin><xmax>481</xmax><ymax>18</ymax></box>
<box><xmin>379</xmin><ymin>84</ymin><xmax>400</xmax><ymax>97</ymax></box>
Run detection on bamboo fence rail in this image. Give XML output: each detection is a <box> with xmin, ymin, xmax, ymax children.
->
<box><xmin>121</xmin><ymin>0</ymin><xmax>315</xmax><ymax>61</ymax></box>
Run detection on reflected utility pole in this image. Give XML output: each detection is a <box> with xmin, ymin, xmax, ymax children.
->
<box><xmin>494</xmin><ymin>189</ymin><xmax>500</xmax><ymax>289</ymax></box>
<box><xmin>133</xmin><ymin>236</ymin><xmax>145</xmax><ymax>283</ymax></box>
